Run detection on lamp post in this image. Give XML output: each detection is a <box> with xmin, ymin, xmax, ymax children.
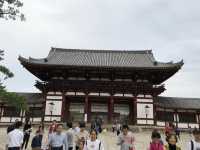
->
<box><xmin>145</xmin><ymin>105</ymin><xmax>150</xmax><ymax>125</ymax></box>
<box><xmin>49</xmin><ymin>102</ymin><xmax>55</xmax><ymax>122</ymax></box>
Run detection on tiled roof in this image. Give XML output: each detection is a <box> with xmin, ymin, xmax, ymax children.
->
<box><xmin>0</xmin><ymin>92</ymin><xmax>44</xmax><ymax>104</ymax></box>
<box><xmin>19</xmin><ymin>48</ymin><xmax>183</xmax><ymax>69</ymax></box>
<box><xmin>157</xmin><ymin>96</ymin><xmax>200</xmax><ymax>109</ymax></box>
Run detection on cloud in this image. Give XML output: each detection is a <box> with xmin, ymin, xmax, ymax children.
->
<box><xmin>0</xmin><ymin>0</ymin><xmax>200</xmax><ymax>97</ymax></box>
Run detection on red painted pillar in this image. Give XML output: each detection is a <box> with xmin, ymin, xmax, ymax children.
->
<box><xmin>42</xmin><ymin>91</ymin><xmax>47</xmax><ymax>122</ymax></box>
<box><xmin>108</xmin><ymin>96</ymin><xmax>114</xmax><ymax>123</ymax></box>
<box><xmin>88</xmin><ymin>100</ymin><xmax>91</xmax><ymax>122</ymax></box>
<box><xmin>84</xmin><ymin>93</ymin><xmax>89</xmax><ymax>122</ymax></box>
<box><xmin>129</xmin><ymin>97</ymin><xmax>136</xmax><ymax>125</ymax></box>
<box><xmin>153</xmin><ymin>94</ymin><xmax>157</xmax><ymax>126</ymax></box>
<box><xmin>133</xmin><ymin>96</ymin><xmax>137</xmax><ymax>125</ymax></box>
<box><xmin>61</xmin><ymin>92</ymin><xmax>66</xmax><ymax>122</ymax></box>
<box><xmin>65</xmin><ymin>96</ymin><xmax>70</xmax><ymax>122</ymax></box>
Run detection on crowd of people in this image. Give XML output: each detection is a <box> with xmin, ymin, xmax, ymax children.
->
<box><xmin>5</xmin><ymin>119</ymin><xmax>200</xmax><ymax>150</ymax></box>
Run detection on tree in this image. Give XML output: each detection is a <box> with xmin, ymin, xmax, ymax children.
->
<box><xmin>0</xmin><ymin>50</ymin><xmax>27</xmax><ymax>110</ymax></box>
<box><xmin>0</xmin><ymin>0</ymin><xmax>25</xmax><ymax>21</ymax></box>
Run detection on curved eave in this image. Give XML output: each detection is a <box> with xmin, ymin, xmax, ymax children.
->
<box><xmin>18</xmin><ymin>55</ymin><xmax>184</xmax><ymax>70</ymax></box>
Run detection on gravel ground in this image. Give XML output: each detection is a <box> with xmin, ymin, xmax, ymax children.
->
<box><xmin>0</xmin><ymin>127</ymin><xmax>193</xmax><ymax>150</ymax></box>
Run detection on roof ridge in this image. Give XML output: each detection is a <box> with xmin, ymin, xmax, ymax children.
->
<box><xmin>50</xmin><ymin>47</ymin><xmax>153</xmax><ymax>54</ymax></box>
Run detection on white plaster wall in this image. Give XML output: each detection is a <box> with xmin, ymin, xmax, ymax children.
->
<box><xmin>45</xmin><ymin>100</ymin><xmax>62</xmax><ymax>115</ymax></box>
<box><xmin>178</xmin><ymin>123</ymin><xmax>188</xmax><ymax>128</ymax></box>
<box><xmin>99</xmin><ymin>93</ymin><xmax>110</xmax><ymax>96</ymax></box>
<box><xmin>46</xmin><ymin>96</ymin><xmax>62</xmax><ymax>99</ymax></box>
<box><xmin>137</xmin><ymin>98</ymin><xmax>153</xmax><ymax>102</ymax></box>
<box><xmin>137</xmin><ymin>103</ymin><xmax>153</xmax><ymax>118</ymax></box>
<box><xmin>11</xmin><ymin>117</ymin><xmax>21</xmax><ymax>122</ymax></box>
<box><xmin>137</xmin><ymin>119</ymin><xmax>154</xmax><ymax>125</ymax></box>
<box><xmin>33</xmin><ymin>118</ymin><xmax>42</xmax><ymax>122</ymax></box>
<box><xmin>189</xmin><ymin>123</ymin><xmax>199</xmax><ymax>128</ymax></box>
<box><xmin>137</xmin><ymin>94</ymin><xmax>145</xmax><ymax>97</ymax></box>
<box><xmin>44</xmin><ymin>116</ymin><xmax>61</xmax><ymax>121</ymax></box>
<box><xmin>1</xmin><ymin>117</ymin><xmax>11</xmax><ymax>122</ymax></box>
<box><xmin>157</xmin><ymin>121</ymin><xmax>165</xmax><ymax>126</ymax></box>
<box><xmin>145</xmin><ymin>95</ymin><xmax>152</xmax><ymax>98</ymax></box>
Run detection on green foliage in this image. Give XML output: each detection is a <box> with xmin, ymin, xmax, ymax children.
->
<box><xmin>0</xmin><ymin>0</ymin><xmax>25</xmax><ymax>21</ymax></box>
<box><xmin>0</xmin><ymin>86</ymin><xmax>27</xmax><ymax>110</ymax></box>
<box><xmin>0</xmin><ymin>50</ymin><xmax>27</xmax><ymax>110</ymax></box>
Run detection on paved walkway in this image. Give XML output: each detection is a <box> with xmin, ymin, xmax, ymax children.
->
<box><xmin>0</xmin><ymin>127</ymin><xmax>193</xmax><ymax>150</ymax></box>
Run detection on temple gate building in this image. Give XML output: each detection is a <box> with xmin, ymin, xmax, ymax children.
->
<box><xmin>0</xmin><ymin>48</ymin><xmax>200</xmax><ymax>128</ymax></box>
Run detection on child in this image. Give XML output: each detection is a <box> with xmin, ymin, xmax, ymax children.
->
<box><xmin>117</xmin><ymin>125</ymin><xmax>135</xmax><ymax>150</ymax></box>
<box><xmin>148</xmin><ymin>130</ymin><xmax>164</xmax><ymax>150</ymax></box>
<box><xmin>165</xmin><ymin>133</ymin><xmax>181</xmax><ymax>150</ymax></box>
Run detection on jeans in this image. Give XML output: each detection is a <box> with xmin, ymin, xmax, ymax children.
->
<box><xmin>22</xmin><ymin>133</ymin><xmax>30</xmax><ymax>149</ymax></box>
<box><xmin>51</xmin><ymin>146</ymin><xmax>63</xmax><ymax>150</ymax></box>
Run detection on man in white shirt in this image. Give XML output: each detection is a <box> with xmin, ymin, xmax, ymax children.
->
<box><xmin>7</xmin><ymin>121</ymin><xmax>24</xmax><ymax>150</ymax></box>
<box><xmin>48</xmin><ymin>124</ymin><xmax>68</xmax><ymax>150</ymax></box>
<box><xmin>187</xmin><ymin>128</ymin><xmax>200</xmax><ymax>150</ymax></box>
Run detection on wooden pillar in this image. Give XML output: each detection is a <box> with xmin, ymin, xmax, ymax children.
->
<box><xmin>108</xmin><ymin>95</ymin><xmax>114</xmax><ymax>123</ymax></box>
<box><xmin>133</xmin><ymin>96</ymin><xmax>137</xmax><ymax>125</ymax></box>
<box><xmin>130</xmin><ymin>97</ymin><xmax>137</xmax><ymax>125</ymax></box>
<box><xmin>175</xmin><ymin>109</ymin><xmax>178</xmax><ymax>127</ymax></box>
<box><xmin>84</xmin><ymin>93</ymin><xmax>89</xmax><ymax>122</ymax></box>
<box><xmin>42</xmin><ymin>91</ymin><xmax>47</xmax><ymax>122</ymax></box>
<box><xmin>198</xmin><ymin>112</ymin><xmax>200</xmax><ymax>129</ymax></box>
<box><xmin>61</xmin><ymin>92</ymin><xmax>66</xmax><ymax>122</ymax></box>
<box><xmin>153</xmin><ymin>94</ymin><xmax>157</xmax><ymax>126</ymax></box>
<box><xmin>65</xmin><ymin>96</ymin><xmax>70</xmax><ymax>122</ymax></box>
<box><xmin>88</xmin><ymin>100</ymin><xmax>91</xmax><ymax>122</ymax></box>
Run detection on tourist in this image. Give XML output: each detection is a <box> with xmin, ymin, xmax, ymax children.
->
<box><xmin>186</xmin><ymin>128</ymin><xmax>200</xmax><ymax>150</ymax></box>
<box><xmin>7</xmin><ymin>119</ymin><xmax>19</xmax><ymax>134</ymax></box>
<box><xmin>49</xmin><ymin>120</ymin><xmax>58</xmax><ymax>134</ymax></box>
<box><xmin>7</xmin><ymin>121</ymin><xmax>24</xmax><ymax>150</ymax></box>
<box><xmin>116</xmin><ymin>122</ymin><xmax>121</xmax><ymax>136</ymax></box>
<box><xmin>75</xmin><ymin>121</ymin><xmax>89</xmax><ymax>150</ymax></box>
<box><xmin>22</xmin><ymin>119</ymin><xmax>32</xmax><ymax>150</ymax></box>
<box><xmin>48</xmin><ymin>123</ymin><xmax>68</xmax><ymax>150</ymax></box>
<box><xmin>175</xmin><ymin>126</ymin><xmax>180</xmax><ymax>140</ymax></box>
<box><xmin>66</xmin><ymin>122</ymin><xmax>74</xmax><ymax>150</ymax></box>
<box><xmin>164</xmin><ymin>133</ymin><xmax>181</xmax><ymax>150</ymax></box>
<box><xmin>31</xmin><ymin>130</ymin><xmax>43</xmax><ymax>150</ymax></box>
<box><xmin>148</xmin><ymin>130</ymin><xmax>164</xmax><ymax>150</ymax></box>
<box><xmin>165</xmin><ymin>122</ymin><xmax>174</xmax><ymax>137</ymax></box>
<box><xmin>188</xmin><ymin>126</ymin><xmax>193</xmax><ymax>137</ymax></box>
<box><xmin>83</xmin><ymin>129</ymin><xmax>104</xmax><ymax>150</ymax></box>
<box><xmin>31</xmin><ymin>125</ymin><xmax>44</xmax><ymax>150</ymax></box>
<box><xmin>117</xmin><ymin>124</ymin><xmax>135</xmax><ymax>150</ymax></box>
<box><xmin>112</xmin><ymin>123</ymin><xmax>116</xmax><ymax>133</ymax></box>
<box><xmin>75</xmin><ymin>122</ymin><xmax>81</xmax><ymax>133</ymax></box>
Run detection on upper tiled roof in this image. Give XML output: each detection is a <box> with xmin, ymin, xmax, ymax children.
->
<box><xmin>157</xmin><ymin>96</ymin><xmax>200</xmax><ymax>109</ymax></box>
<box><xmin>19</xmin><ymin>48</ymin><xmax>183</xmax><ymax>69</ymax></box>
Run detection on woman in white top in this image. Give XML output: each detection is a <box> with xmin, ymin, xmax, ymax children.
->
<box><xmin>83</xmin><ymin>130</ymin><xmax>104</xmax><ymax>150</ymax></box>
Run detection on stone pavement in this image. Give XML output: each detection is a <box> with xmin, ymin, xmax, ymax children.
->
<box><xmin>0</xmin><ymin>127</ymin><xmax>193</xmax><ymax>150</ymax></box>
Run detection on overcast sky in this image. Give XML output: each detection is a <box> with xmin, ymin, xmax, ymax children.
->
<box><xmin>0</xmin><ymin>0</ymin><xmax>200</xmax><ymax>98</ymax></box>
